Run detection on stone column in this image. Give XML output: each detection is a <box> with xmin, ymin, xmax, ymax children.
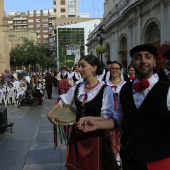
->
<box><xmin>0</xmin><ymin>0</ymin><xmax>10</xmax><ymax>73</ymax></box>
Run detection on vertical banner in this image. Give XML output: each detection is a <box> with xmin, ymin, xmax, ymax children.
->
<box><xmin>66</xmin><ymin>55</ymin><xmax>75</xmax><ymax>69</ymax></box>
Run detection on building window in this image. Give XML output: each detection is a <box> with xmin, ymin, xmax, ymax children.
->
<box><xmin>28</xmin><ymin>25</ymin><xmax>34</xmax><ymax>28</ymax></box>
<box><xmin>43</xmin><ymin>18</ymin><xmax>48</xmax><ymax>22</ymax></box>
<box><xmin>144</xmin><ymin>22</ymin><xmax>160</xmax><ymax>43</ymax></box>
<box><xmin>9</xmin><ymin>26</ymin><xmax>13</xmax><ymax>29</ymax></box>
<box><xmin>36</xmin><ymin>19</ymin><xmax>41</xmax><ymax>22</ymax></box>
<box><xmin>43</xmin><ymin>30</ymin><xmax>48</xmax><ymax>33</ymax></box>
<box><xmin>61</xmin><ymin>0</ymin><xmax>65</xmax><ymax>5</ymax></box>
<box><xmin>29</xmin><ymin>11</ymin><xmax>34</xmax><ymax>16</ymax></box>
<box><xmin>36</xmin><ymin>10</ymin><xmax>40</xmax><ymax>16</ymax></box>
<box><xmin>8</xmin><ymin>21</ymin><xmax>13</xmax><ymax>24</ymax></box>
<box><xmin>28</xmin><ymin>19</ymin><xmax>34</xmax><ymax>22</ymax></box>
<box><xmin>43</xmin><ymin>35</ymin><xmax>49</xmax><ymax>38</ymax></box>
<box><xmin>43</xmin><ymin>24</ymin><xmax>48</xmax><ymax>27</ymax></box>
<box><xmin>43</xmin><ymin>40</ymin><xmax>49</xmax><ymax>43</ymax></box>
<box><xmin>61</xmin><ymin>8</ymin><xmax>66</xmax><ymax>13</ymax></box>
<box><xmin>148</xmin><ymin>26</ymin><xmax>160</xmax><ymax>42</ymax></box>
<box><xmin>49</xmin><ymin>38</ymin><xmax>53</xmax><ymax>42</ymax></box>
<box><xmin>36</xmin><ymin>24</ymin><xmax>40</xmax><ymax>27</ymax></box>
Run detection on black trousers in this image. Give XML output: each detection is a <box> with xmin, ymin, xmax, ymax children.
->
<box><xmin>46</xmin><ymin>86</ymin><xmax>52</xmax><ymax>99</ymax></box>
<box><xmin>122</xmin><ymin>157</ymin><xmax>148</xmax><ymax>170</ymax></box>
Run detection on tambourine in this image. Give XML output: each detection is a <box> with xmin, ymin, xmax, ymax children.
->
<box><xmin>53</xmin><ymin>106</ymin><xmax>76</xmax><ymax>125</ymax></box>
<box><xmin>56</xmin><ymin>76</ymin><xmax>61</xmax><ymax>81</ymax></box>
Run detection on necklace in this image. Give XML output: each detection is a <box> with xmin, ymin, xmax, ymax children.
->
<box><xmin>111</xmin><ymin>79</ymin><xmax>122</xmax><ymax>84</ymax></box>
<box><xmin>85</xmin><ymin>80</ymin><xmax>99</xmax><ymax>89</ymax></box>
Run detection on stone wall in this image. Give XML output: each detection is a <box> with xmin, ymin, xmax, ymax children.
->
<box><xmin>0</xmin><ymin>0</ymin><xmax>10</xmax><ymax>74</ymax></box>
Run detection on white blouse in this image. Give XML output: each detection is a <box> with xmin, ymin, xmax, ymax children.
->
<box><xmin>106</xmin><ymin>80</ymin><xmax>126</xmax><ymax>94</ymax></box>
<box><xmin>69</xmin><ymin>71</ymin><xmax>81</xmax><ymax>80</ymax></box>
<box><xmin>58</xmin><ymin>81</ymin><xmax>119</xmax><ymax>121</ymax></box>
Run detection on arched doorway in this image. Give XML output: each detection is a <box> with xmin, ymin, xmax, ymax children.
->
<box><xmin>119</xmin><ymin>36</ymin><xmax>127</xmax><ymax>68</ymax></box>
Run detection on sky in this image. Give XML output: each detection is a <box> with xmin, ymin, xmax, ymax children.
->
<box><xmin>4</xmin><ymin>0</ymin><xmax>104</xmax><ymax>18</ymax></box>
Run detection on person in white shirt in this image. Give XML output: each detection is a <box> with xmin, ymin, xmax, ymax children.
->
<box><xmin>16</xmin><ymin>82</ymin><xmax>26</xmax><ymax>100</ymax></box>
<box><xmin>6</xmin><ymin>82</ymin><xmax>16</xmax><ymax>104</ymax></box>
<box><xmin>69</xmin><ymin>64</ymin><xmax>83</xmax><ymax>85</ymax></box>
<box><xmin>47</xmin><ymin>55</ymin><xmax>119</xmax><ymax>170</ymax></box>
<box><xmin>0</xmin><ymin>83</ymin><xmax>6</xmax><ymax>105</ymax></box>
<box><xmin>105</xmin><ymin>61</ymin><xmax>126</xmax><ymax>168</ymax></box>
<box><xmin>57</xmin><ymin>66</ymin><xmax>71</xmax><ymax>94</ymax></box>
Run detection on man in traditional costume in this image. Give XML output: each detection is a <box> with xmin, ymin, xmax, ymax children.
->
<box><xmin>80</xmin><ymin>44</ymin><xmax>170</xmax><ymax>170</ymax></box>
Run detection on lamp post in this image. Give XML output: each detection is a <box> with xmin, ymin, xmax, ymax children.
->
<box><xmin>52</xmin><ymin>16</ymin><xmax>58</xmax><ymax>69</ymax></box>
<box><xmin>97</xmin><ymin>27</ymin><xmax>105</xmax><ymax>65</ymax></box>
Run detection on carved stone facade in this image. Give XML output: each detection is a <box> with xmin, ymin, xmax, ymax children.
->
<box><xmin>0</xmin><ymin>0</ymin><xmax>10</xmax><ymax>74</ymax></box>
<box><xmin>87</xmin><ymin>0</ymin><xmax>170</xmax><ymax>68</ymax></box>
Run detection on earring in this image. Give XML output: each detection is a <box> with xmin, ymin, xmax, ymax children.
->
<box><xmin>92</xmin><ymin>71</ymin><xmax>96</xmax><ymax>76</ymax></box>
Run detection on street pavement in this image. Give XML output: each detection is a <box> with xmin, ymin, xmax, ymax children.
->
<box><xmin>0</xmin><ymin>87</ymin><xmax>67</xmax><ymax>170</ymax></box>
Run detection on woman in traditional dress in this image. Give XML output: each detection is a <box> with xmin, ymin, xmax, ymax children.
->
<box><xmin>69</xmin><ymin>64</ymin><xmax>83</xmax><ymax>86</ymax></box>
<box><xmin>47</xmin><ymin>55</ymin><xmax>119</xmax><ymax>170</ymax></box>
<box><xmin>57</xmin><ymin>66</ymin><xmax>71</xmax><ymax>94</ymax></box>
<box><xmin>105</xmin><ymin>61</ymin><xmax>126</xmax><ymax>168</ymax></box>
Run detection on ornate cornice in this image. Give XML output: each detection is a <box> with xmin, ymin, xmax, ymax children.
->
<box><xmin>127</xmin><ymin>17</ymin><xmax>138</xmax><ymax>28</ymax></box>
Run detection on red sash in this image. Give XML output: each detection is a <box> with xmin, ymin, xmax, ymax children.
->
<box><xmin>147</xmin><ymin>158</ymin><xmax>170</xmax><ymax>170</ymax></box>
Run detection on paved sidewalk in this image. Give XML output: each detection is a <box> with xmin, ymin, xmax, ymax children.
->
<box><xmin>0</xmin><ymin>87</ymin><xmax>67</xmax><ymax>170</ymax></box>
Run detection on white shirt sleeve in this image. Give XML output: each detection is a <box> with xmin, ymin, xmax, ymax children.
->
<box><xmin>67</xmin><ymin>72</ymin><xmax>72</xmax><ymax>78</ymax></box>
<box><xmin>60</xmin><ymin>85</ymin><xmax>76</xmax><ymax>106</ymax></box>
<box><xmin>105</xmin><ymin>71</ymin><xmax>110</xmax><ymax>81</ymax></box>
<box><xmin>167</xmin><ymin>87</ymin><xmax>170</xmax><ymax>111</ymax></box>
<box><xmin>101</xmin><ymin>86</ymin><xmax>115</xmax><ymax>119</ymax></box>
<box><xmin>75</xmin><ymin>78</ymin><xmax>84</xmax><ymax>84</ymax></box>
<box><xmin>68</xmin><ymin>72</ymin><xmax>74</xmax><ymax>78</ymax></box>
<box><xmin>97</xmin><ymin>69</ymin><xmax>105</xmax><ymax>81</ymax></box>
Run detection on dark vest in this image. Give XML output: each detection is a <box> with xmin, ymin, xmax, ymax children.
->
<box><xmin>120</xmin><ymin>81</ymin><xmax>170</xmax><ymax>164</ymax></box>
<box><xmin>123</xmin><ymin>74</ymin><xmax>135</xmax><ymax>83</ymax></box>
<box><xmin>60</xmin><ymin>73</ymin><xmax>68</xmax><ymax>79</ymax></box>
<box><xmin>74</xmin><ymin>83</ymin><xmax>106</xmax><ymax>121</ymax></box>
<box><xmin>102</xmin><ymin>68</ymin><xmax>112</xmax><ymax>81</ymax></box>
<box><xmin>157</xmin><ymin>70</ymin><xmax>170</xmax><ymax>83</ymax></box>
<box><xmin>72</xmin><ymin>72</ymin><xmax>79</xmax><ymax>83</ymax></box>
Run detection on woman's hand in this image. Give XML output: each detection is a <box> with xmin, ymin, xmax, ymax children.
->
<box><xmin>77</xmin><ymin>117</ymin><xmax>115</xmax><ymax>132</ymax></box>
<box><xmin>47</xmin><ymin>113</ymin><xmax>60</xmax><ymax>125</ymax></box>
<box><xmin>47</xmin><ymin>104</ymin><xmax>61</xmax><ymax>125</ymax></box>
<box><xmin>77</xmin><ymin>117</ymin><xmax>98</xmax><ymax>132</ymax></box>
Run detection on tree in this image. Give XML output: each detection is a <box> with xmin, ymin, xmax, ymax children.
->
<box><xmin>10</xmin><ymin>37</ymin><xmax>55</xmax><ymax>71</ymax></box>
